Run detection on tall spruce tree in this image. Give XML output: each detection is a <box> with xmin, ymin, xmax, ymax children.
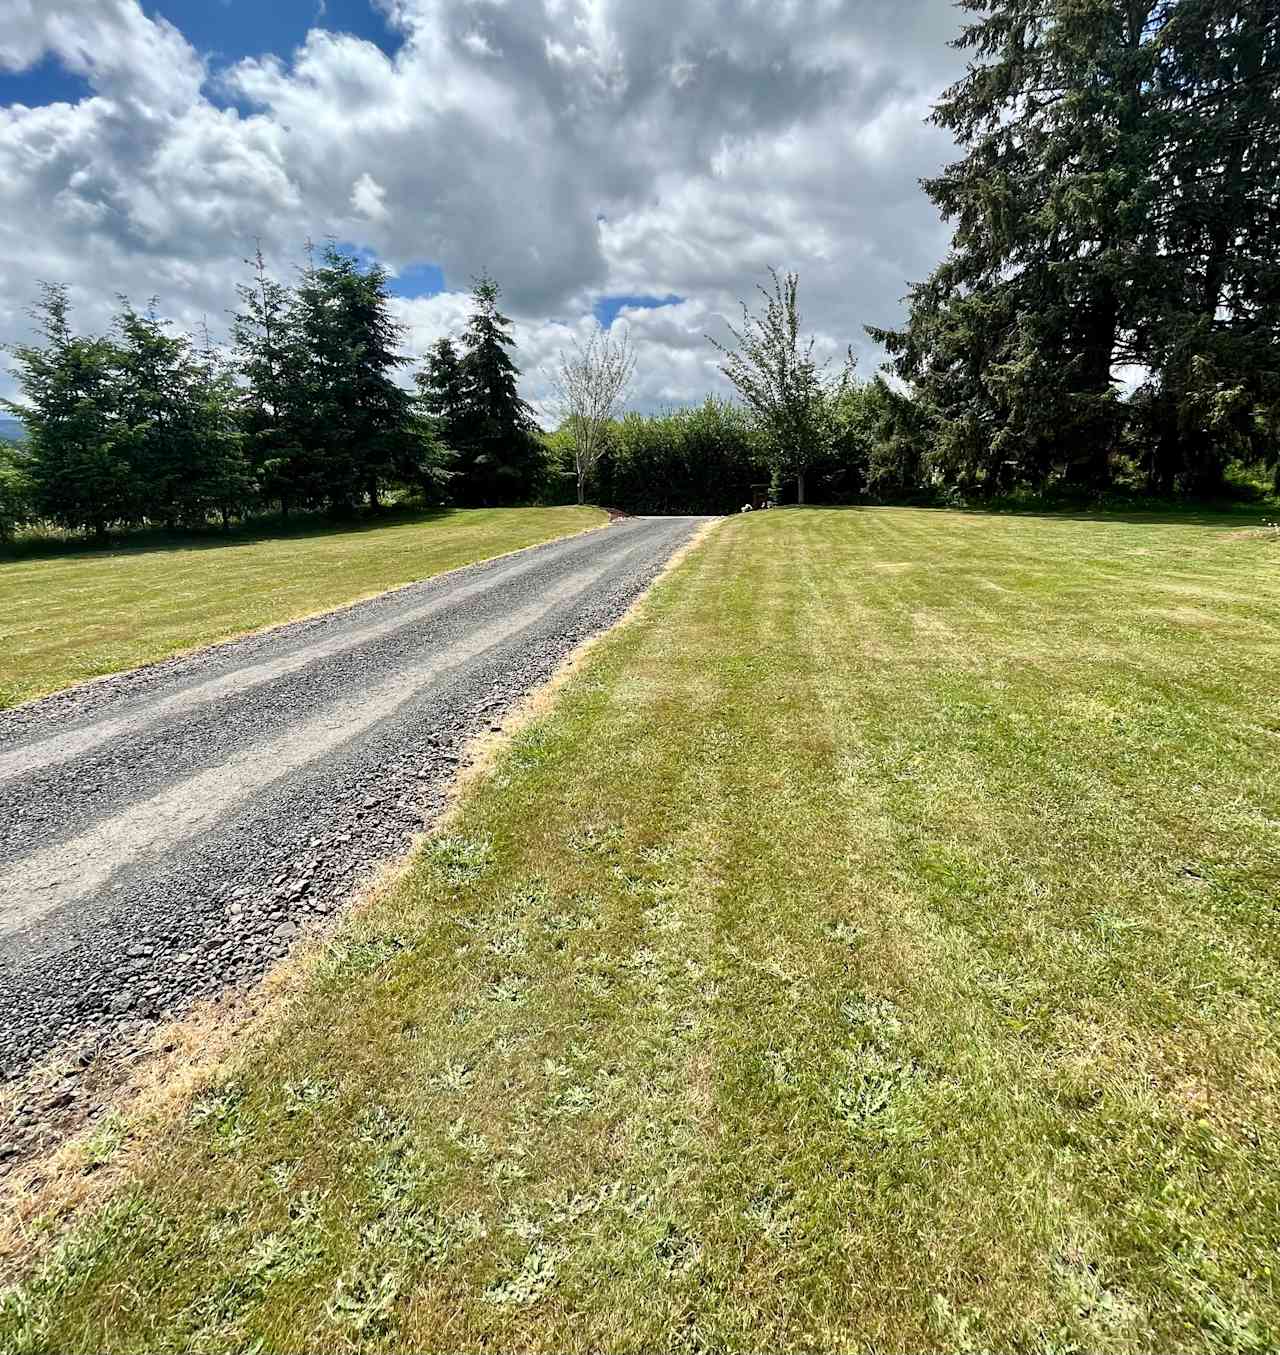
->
<box><xmin>192</xmin><ymin>321</ymin><xmax>251</xmax><ymax>526</ymax></box>
<box><xmin>412</xmin><ymin>337</ymin><xmax>466</xmax><ymax>504</ymax></box>
<box><xmin>289</xmin><ymin>242</ymin><xmax>418</xmax><ymax>512</ymax></box>
<box><xmin>113</xmin><ymin>301</ymin><xmax>246</xmax><ymax>527</ymax></box>
<box><xmin>417</xmin><ymin>337</ymin><xmax>467</xmax><ymax>444</ymax></box>
<box><xmin>872</xmin><ymin>0</ymin><xmax>1279</xmax><ymax>496</ymax></box>
<box><xmin>1131</xmin><ymin>0</ymin><xmax>1280</xmax><ymax>492</ymax></box>
<box><xmin>234</xmin><ymin>242</ymin><xmax>423</xmax><ymax>513</ymax></box>
<box><xmin>4</xmin><ymin>285</ymin><xmax>132</xmax><ymax>538</ymax></box>
<box><xmin>232</xmin><ymin>246</ymin><xmax>304</xmax><ymax>515</ymax></box>
<box><xmin>453</xmin><ymin>273</ymin><xmax>541</xmax><ymax>505</ymax></box>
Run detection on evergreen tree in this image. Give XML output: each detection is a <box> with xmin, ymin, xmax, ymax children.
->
<box><xmin>417</xmin><ymin>337</ymin><xmax>467</xmax><ymax>447</ymax></box>
<box><xmin>410</xmin><ymin>341</ymin><xmax>463</xmax><ymax>504</ymax></box>
<box><xmin>861</xmin><ymin>377</ymin><xmax>934</xmax><ymax>499</ymax></box>
<box><xmin>191</xmin><ymin>321</ymin><xmax>251</xmax><ymax>526</ymax></box>
<box><xmin>872</xmin><ymin>0</ymin><xmax>1279</xmax><ymax>497</ymax></box>
<box><xmin>114</xmin><ymin>300</ymin><xmax>185</xmax><ymax>524</ymax></box>
<box><xmin>404</xmin><ymin>404</ymin><xmax>459</xmax><ymax>506</ymax></box>
<box><xmin>112</xmin><ymin>301</ymin><xmax>243</xmax><ymax>526</ymax></box>
<box><xmin>419</xmin><ymin>336</ymin><xmax>463</xmax><ymax>425</ymax></box>
<box><xmin>234</xmin><ymin>242</ymin><xmax>423</xmax><ymax>513</ymax></box>
<box><xmin>871</xmin><ymin>0</ymin><xmax>1154</xmax><ymax>491</ymax></box>
<box><xmin>287</xmin><ymin>242</ymin><xmax>419</xmax><ymax>512</ymax></box>
<box><xmin>232</xmin><ymin>246</ymin><xmax>303</xmax><ymax>515</ymax></box>
<box><xmin>453</xmin><ymin>274</ymin><xmax>541</xmax><ymax>505</ymax></box>
<box><xmin>4</xmin><ymin>285</ymin><xmax>131</xmax><ymax>538</ymax></box>
<box><xmin>1131</xmin><ymin>0</ymin><xmax>1280</xmax><ymax>492</ymax></box>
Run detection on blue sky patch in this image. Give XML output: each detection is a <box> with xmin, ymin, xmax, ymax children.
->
<box><xmin>386</xmin><ymin>264</ymin><xmax>446</xmax><ymax>299</ymax></box>
<box><xmin>0</xmin><ymin>3</ymin><xmax>400</xmax><ymax>115</ymax></box>
<box><xmin>148</xmin><ymin>0</ymin><xmax>401</xmax><ymax>67</ymax></box>
<box><xmin>328</xmin><ymin>246</ymin><xmax>445</xmax><ymax>299</ymax></box>
<box><xmin>594</xmin><ymin>294</ymin><xmax>683</xmax><ymax>328</ymax></box>
<box><xmin>0</xmin><ymin>56</ymin><xmax>93</xmax><ymax>110</ymax></box>
<box><xmin>331</xmin><ymin>240</ymin><xmax>379</xmax><ymax>267</ymax></box>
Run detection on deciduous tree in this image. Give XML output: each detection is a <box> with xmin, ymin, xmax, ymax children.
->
<box><xmin>547</xmin><ymin>324</ymin><xmax>637</xmax><ymax>504</ymax></box>
<box><xmin>709</xmin><ymin>269</ymin><xmax>852</xmax><ymax>505</ymax></box>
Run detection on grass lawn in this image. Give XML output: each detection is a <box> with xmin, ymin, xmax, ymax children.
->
<box><xmin>0</xmin><ymin>507</ymin><xmax>605</xmax><ymax>710</ymax></box>
<box><xmin>5</xmin><ymin>507</ymin><xmax>1280</xmax><ymax>1352</ymax></box>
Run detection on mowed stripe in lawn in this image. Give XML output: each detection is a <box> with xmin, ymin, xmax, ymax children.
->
<box><xmin>5</xmin><ymin>508</ymin><xmax>1280</xmax><ymax>1353</ymax></box>
<box><xmin>0</xmin><ymin>507</ymin><xmax>604</xmax><ymax>709</ymax></box>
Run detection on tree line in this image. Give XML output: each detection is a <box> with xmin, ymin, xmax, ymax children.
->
<box><xmin>0</xmin><ymin>245</ymin><xmax>545</xmax><ymax>541</ymax></box>
<box><xmin>0</xmin><ymin>246</ymin><xmax>876</xmax><ymax>543</ymax></box>
<box><xmin>4</xmin><ymin>0</ymin><xmax>1275</xmax><ymax>541</ymax></box>
<box><xmin>541</xmin><ymin>370</ymin><xmax>927</xmax><ymax>516</ymax></box>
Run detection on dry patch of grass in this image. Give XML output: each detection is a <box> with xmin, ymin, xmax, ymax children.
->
<box><xmin>4</xmin><ymin>507</ymin><xmax>1280</xmax><ymax>1352</ymax></box>
<box><xmin>0</xmin><ymin>507</ymin><xmax>604</xmax><ymax>709</ymax></box>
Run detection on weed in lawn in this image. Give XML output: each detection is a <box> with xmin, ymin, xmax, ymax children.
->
<box><xmin>655</xmin><ymin>1223</ymin><xmax>703</xmax><ymax>1278</ymax></box>
<box><xmin>430</xmin><ymin>1058</ymin><xmax>475</xmax><ymax>1094</ymax></box>
<box><xmin>327</xmin><ymin>1268</ymin><xmax>401</xmax><ymax>1341</ymax></box>
<box><xmin>832</xmin><ymin>1048</ymin><xmax>925</xmax><ymax>1137</ymax></box>
<box><xmin>189</xmin><ymin>1080</ymin><xmax>251</xmax><ymax>1152</ymax></box>
<box><xmin>485</xmin><ymin>1245</ymin><xmax>560</xmax><ymax>1307</ymax></box>
<box><xmin>741</xmin><ymin>1189</ymin><xmax>796</xmax><ymax>1246</ymax></box>
<box><xmin>70</xmin><ymin>1113</ymin><xmax>125</xmax><ymax>1173</ymax></box>
<box><xmin>426</xmin><ymin>833</ymin><xmax>495</xmax><ymax>887</ymax></box>
<box><xmin>265</xmin><ymin>1161</ymin><xmax>299</xmax><ymax>1194</ymax></box>
<box><xmin>0</xmin><ymin>1196</ymin><xmax>154</xmax><ymax>1353</ymax></box>
<box><xmin>445</xmin><ymin>1119</ymin><xmax>492</xmax><ymax>1165</ymax></box>
<box><xmin>930</xmin><ymin>1293</ymin><xmax>988</xmax><ymax>1353</ymax></box>
<box><xmin>486</xmin><ymin>975</ymin><xmax>529</xmax><ymax>1007</ymax></box>
<box><xmin>317</xmin><ymin>936</ymin><xmax>406</xmax><ymax>981</ymax></box>
<box><xmin>283</xmin><ymin>1079</ymin><xmax>337</xmax><ymax>1116</ymax></box>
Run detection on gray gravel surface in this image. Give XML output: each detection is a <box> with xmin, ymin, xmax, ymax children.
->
<box><xmin>0</xmin><ymin>515</ymin><xmax>708</xmax><ymax>1080</ymax></box>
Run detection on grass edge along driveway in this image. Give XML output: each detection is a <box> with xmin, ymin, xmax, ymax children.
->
<box><xmin>0</xmin><ymin>506</ymin><xmax>606</xmax><ymax>710</ymax></box>
<box><xmin>4</xmin><ymin>506</ymin><xmax>1280</xmax><ymax>1352</ymax></box>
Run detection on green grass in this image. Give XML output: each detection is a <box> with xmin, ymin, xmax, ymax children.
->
<box><xmin>5</xmin><ymin>506</ymin><xmax>1280</xmax><ymax>1352</ymax></box>
<box><xmin>0</xmin><ymin>507</ymin><xmax>605</xmax><ymax>709</ymax></box>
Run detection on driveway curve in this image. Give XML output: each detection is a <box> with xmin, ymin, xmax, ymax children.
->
<box><xmin>0</xmin><ymin>515</ymin><xmax>710</xmax><ymax>1079</ymax></box>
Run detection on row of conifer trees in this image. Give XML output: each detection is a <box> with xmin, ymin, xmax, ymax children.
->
<box><xmin>1</xmin><ymin>244</ymin><xmax>545</xmax><ymax>539</ymax></box>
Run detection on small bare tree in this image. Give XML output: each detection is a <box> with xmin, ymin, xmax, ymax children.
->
<box><xmin>548</xmin><ymin>324</ymin><xmax>637</xmax><ymax>505</ymax></box>
<box><xmin>708</xmin><ymin>268</ymin><xmax>852</xmax><ymax>505</ymax></box>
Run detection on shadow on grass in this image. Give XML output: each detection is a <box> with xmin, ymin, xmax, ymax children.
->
<box><xmin>788</xmin><ymin>499</ymin><xmax>1276</xmax><ymax>530</ymax></box>
<box><xmin>0</xmin><ymin>505</ymin><xmax>459</xmax><ymax>565</ymax></box>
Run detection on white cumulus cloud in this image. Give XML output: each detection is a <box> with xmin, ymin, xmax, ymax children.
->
<box><xmin>351</xmin><ymin>171</ymin><xmax>389</xmax><ymax>222</ymax></box>
<box><xmin>0</xmin><ymin>0</ymin><xmax>967</xmax><ymax>411</ymax></box>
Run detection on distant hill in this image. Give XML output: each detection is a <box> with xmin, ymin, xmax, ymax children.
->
<box><xmin>0</xmin><ymin>415</ymin><xmax>26</xmax><ymax>443</ymax></box>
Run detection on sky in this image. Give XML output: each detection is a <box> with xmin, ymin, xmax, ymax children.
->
<box><xmin>0</xmin><ymin>0</ymin><xmax>968</xmax><ymax>416</ymax></box>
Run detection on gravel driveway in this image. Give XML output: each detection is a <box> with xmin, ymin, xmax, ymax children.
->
<box><xmin>0</xmin><ymin>516</ymin><xmax>709</xmax><ymax>1080</ymax></box>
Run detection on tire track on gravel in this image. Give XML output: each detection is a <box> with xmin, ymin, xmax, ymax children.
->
<box><xmin>0</xmin><ymin>515</ymin><xmax>710</xmax><ymax>1081</ymax></box>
